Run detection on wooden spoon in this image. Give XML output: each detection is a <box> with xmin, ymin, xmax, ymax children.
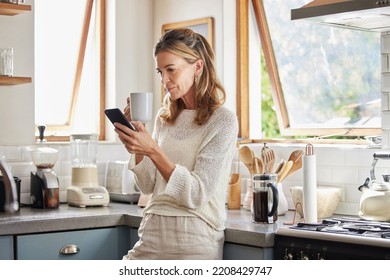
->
<box><xmin>267</xmin><ymin>149</ymin><xmax>275</xmax><ymax>173</ymax></box>
<box><xmin>261</xmin><ymin>144</ymin><xmax>270</xmax><ymax>172</ymax></box>
<box><xmin>239</xmin><ymin>146</ymin><xmax>254</xmax><ymax>174</ymax></box>
<box><xmin>287</xmin><ymin>150</ymin><xmax>303</xmax><ymax>176</ymax></box>
<box><xmin>274</xmin><ymin>158</ymin><xmax>285</xmax><ymax>174</ymax></box>
<box><xmin>277</xmin><ymin>160</ymin><xmax>293</xmax><ymax>183</ymax></box>
<box><xmin>253</xmin><ymin>157</ymin><xmax>258</xmax><ymax>174</ymax></box>
<box><xmin>254</xmin><ymin>157</ymin><xmax>264</xmax><ymax>174</ymax></box>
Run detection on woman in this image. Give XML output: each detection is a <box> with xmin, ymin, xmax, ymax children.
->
<box><xmin>114</xmin><ymin>28</ymin><xmax>238</xmax><ymax>259</ymax></box>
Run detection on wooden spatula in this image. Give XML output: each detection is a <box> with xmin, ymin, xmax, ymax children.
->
<box><xmin>287</xmin><ymin>150</ymin><xmax>303</xmax><ymax>176</ymax></box>
<box><xmin>239</xmin><ymin>146</ymin><xmax>254</xmax><ymax>174</ymax></box>
<box><xmin>277</xmin><ymin>160</ymin><xmax>293</xmax><ymax>183</ymax></box>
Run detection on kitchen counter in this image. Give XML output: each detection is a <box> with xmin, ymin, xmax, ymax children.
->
<box><xmin>0</xmin><ymin>203</ymin><xmax>296</xmax><ymax>248</ymax></box>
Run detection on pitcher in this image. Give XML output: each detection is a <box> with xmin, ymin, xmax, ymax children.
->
<box><xmin>252</xmin><ymin>173</ymin><xmax>279</xmax><ymax>223</ymax></box>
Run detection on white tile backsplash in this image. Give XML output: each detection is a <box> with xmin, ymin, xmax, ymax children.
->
<box><xmin>316</xmin><ymin>147</ymin><xmax>345</xmax><ymax>166</ymax></box>
<box><xmin>235</xmin><ymin>143</ymin><xmax>390</xmax><ymax>216</ymax></box>
<box><xmin>1</xmin><ymin>141</ymin><xmax>389</xmax><ymax>217</ymax></box>
<box><xmin>9</xmin><ymin>161</ymin><xmax>35</xmax><ymax>177</ymax></box>
<box><xmin>382</xmin><ymin>92</ymin><xmax>389</xmax><ymax>111</ymax></box>
<box><xmin>316</xmin><ymin>166</ymin><xmax>332</xmax><ymax>184</ymax></box>
<box><xmin>0</xmin><ymin>146</ymin><xmax>23</xmax><ymax>161</ymax></box>
<box><xmin>383</xmin><ymin>33</ymin><xmax>390</xmax><ymax>149</ymax></box>
<box><xmin>382</xmin><ymin>54</ymin><xmax>389</xmax><ymax>73</ymax></box>
<box><xmin>381</xmin><ymin>33</ymin><xmax>390</xmax><ymax>53</ymax></box>
<box><xmin>382</xmin><ymin>111</ymin><xmax>390</xmax><ymax>130</ymax></box>
<box><xmin>331</xmin><ymin>166</ymin><xmax>359</xmax><ymax>185</ymax></box>
<box><xmin>0</xmin><ymin>142</ymin><xmax>127</xmax><ymax>205</ymax></box>
<box><xmin>382</xmin><ymin>73</ymin><xmax>390</xmax><ymax>92</ymax></box>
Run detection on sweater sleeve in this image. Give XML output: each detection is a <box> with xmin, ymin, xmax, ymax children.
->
<box><xmin>128</xmin><ymin>155</ymin><xmax>156</xmax><ymax>194</ymax></box>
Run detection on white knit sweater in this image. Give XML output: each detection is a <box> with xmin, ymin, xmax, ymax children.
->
<box><xmin>128</xmin><ymin>106</ymin><xmax>238</xmax><ymax>231</ymax></box>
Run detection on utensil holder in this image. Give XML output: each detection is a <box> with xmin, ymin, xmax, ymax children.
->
<box><xmin>277</xmin><ymin>183</ymin><xmax>288</xmax><ymax>215</ymax></box>
<box><xmin>228</xmin><ymin>173</ymin><xmax>241</xmax><ymax>209</ymax></box>
<box><xmin>242</xmin><ymin>178</ymin><xmax>253</xmax><ymax>211</ymax></box>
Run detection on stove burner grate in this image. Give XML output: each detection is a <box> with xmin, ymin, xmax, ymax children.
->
<box><xmin>292</xmin><ymin>217</ymin><xmax>390</xmax><ymax>238</ymax></box>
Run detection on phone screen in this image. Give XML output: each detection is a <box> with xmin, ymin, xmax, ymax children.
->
<box><xmin>105</xmin><ymin>108</ymin><xmax>137</xmax><ymax>131</ymax></box>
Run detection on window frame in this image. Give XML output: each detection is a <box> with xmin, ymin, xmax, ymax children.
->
<box><xmin>238</xmin><ymin>0</ymin><xmax>382</xmax><ymax>140</ymax></box>
<box><xmin>36</xmin><ymin>0</ymin><xmax>106</xmax><ymax>142</ymax></box>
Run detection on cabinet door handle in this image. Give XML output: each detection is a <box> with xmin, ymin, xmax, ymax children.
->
<box><xmin>59</xmin><ymin>244</ymin><xmax>80</xmax><ymax>255</ymax></box>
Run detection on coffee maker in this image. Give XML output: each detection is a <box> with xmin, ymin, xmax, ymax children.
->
<box><xmin>30</xmin><ymin>147</ymin><xmax>60</xmax><ymax>209</ymax></box>
<box><xmin>67</xmin><ymin>134</ymin><xmax>109</xmax><ymax>207</ymax></box>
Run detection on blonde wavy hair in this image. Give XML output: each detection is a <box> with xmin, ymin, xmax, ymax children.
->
<box><xmin>154</xmin><ymin>28</ymin><xmax>226</xmax><ymax>125</ymax></box>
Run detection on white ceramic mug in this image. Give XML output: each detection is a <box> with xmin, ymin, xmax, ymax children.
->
<box><xmin>130</xmin><ymin>92</ymin><xmax>153</xmax><ymax>123</ymax></box>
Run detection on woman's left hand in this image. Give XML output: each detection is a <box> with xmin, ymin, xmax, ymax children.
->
<box><xmin>114</xmin><ymin>121</ymin><xmax>156</xmax><ymax>157</ymax></box>
<box><xmin>115</xmin><ymin>119</ymin><xmax>175</xmax><ymax>182</ymax></box>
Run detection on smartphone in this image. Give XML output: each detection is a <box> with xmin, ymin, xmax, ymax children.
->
<box><xmin>104</xmin><ymin>108</ymin><xmax>137</xmax><ymax>131</ymax></box>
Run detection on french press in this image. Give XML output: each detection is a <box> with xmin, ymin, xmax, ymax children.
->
<box><xmin>252</xmin><ymin>173</ymin><xmax>279</xmax><ymax>223</ymax></box>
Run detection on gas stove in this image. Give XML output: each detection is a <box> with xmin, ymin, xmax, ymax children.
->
<box><xmin>274</xmin><ymin>217</ymin><xmax>390</xmax><ymax>260</ymax></box>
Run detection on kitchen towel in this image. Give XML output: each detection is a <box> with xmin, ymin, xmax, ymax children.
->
<box><xmin>302</xmin><ymin>144</ymin><xmax>317</xmax><ymax>223</ymax></box>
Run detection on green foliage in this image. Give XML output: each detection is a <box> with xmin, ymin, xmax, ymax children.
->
<box><xmin>261</xmin><ymin>52</ymin><xmax>281</xmax><ymax>138</ymax></box>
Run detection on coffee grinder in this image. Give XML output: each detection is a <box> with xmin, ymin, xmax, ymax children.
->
<box><xmin>67</xmin><ymin>134</ymin><xmax>109</xmax><ymax>207</ymax></box>
<box><xmin>30</xmin><ymin>147</ymin><xmax>60</xmax><ymax>209</ymax></box>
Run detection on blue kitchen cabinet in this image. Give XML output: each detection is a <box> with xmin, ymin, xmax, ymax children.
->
<box><xmin>128</xmin><ymin>227</ymin><xmax>139</xmax><ymax>248</ymax></box>
<box><xmin>16</xmin><ymin>227</ymin><xmax>130</xmax><ymax>260</ymax></box>
<box><xmin>0</xmin><ymin>236</ymin><xmax>14</xmax><ymax>260</ymax></box>
<box><xmin>223</xmin><ymin>243</ymin><xmax>273</xmax><ymax>260</ymax></box>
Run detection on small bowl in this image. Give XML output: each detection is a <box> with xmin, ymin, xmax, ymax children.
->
<box><xmin>290</xmin><ymin>186</ymin><xmax>342</xmax><ymax>219</ymax></box>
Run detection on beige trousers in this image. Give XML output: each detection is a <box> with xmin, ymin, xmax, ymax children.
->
<box><xmin>122</xmin><ymin>213</ymin><xmax>224</xmax><ymax>260</ymax></box>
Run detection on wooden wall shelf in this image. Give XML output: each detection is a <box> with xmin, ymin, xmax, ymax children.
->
<box><xmin>0</xmin><ymin>3</ymin><xmax>32</xmax><ymax>85</ymax></box>
<box><xmin>0</xmin><ymin>3</ymin><xmax>31</xmax><ymax>16</ymax></box>
<box><xmin>0</xmin><ymin>76</ymin><xmax>32</xmax><ymax>85</ymax></box>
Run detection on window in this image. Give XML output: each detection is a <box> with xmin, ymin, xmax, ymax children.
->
<box><xmin>34</xmin><ymin>0</ymin><xmax>105</xmax><ymax>141</ymax></box>
<box><xmin>252</xmin><ymin>0</ymin><xmax>381</xmax><ymax>138</ymax></box>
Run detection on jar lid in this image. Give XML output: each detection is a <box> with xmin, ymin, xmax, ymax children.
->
<box><xmin>252</xmin><ymin>173</ymin><xmax>278</xmax><ymax>181</ymax></box>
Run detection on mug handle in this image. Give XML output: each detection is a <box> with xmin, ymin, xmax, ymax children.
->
<box><xmin>267</xmin><ymin>182</ymin><xmax>279</xmax><ymax>217</ymax></box>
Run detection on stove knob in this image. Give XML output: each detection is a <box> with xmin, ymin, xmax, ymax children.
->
<box><xmin>300</xmin><ymin>251</ymin><xmax>309</xmax><ymax>260</ymax></box>
<box><xmin>317</xmin><ymin>253</ymin><xmax>325</xmax><ymax>260</ymax></box>
<box><xmin>284</xmin><ymin>249</ymin><xmax>294</xmax><ymax>260</ymax></box>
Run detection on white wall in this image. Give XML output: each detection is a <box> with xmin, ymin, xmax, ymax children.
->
<box><xmin>152</xmin><ymin>0</ymin><xmax>237</xmax><ymax>114</ymax></box>
<box><xmin>105</xmin><ymin>0</ymin><xmax>155</xmax><ymax>141</ymax></box>
<box><xmin>0</xmin><ymin>0</ymin><xmax>35</xmax><ymax>145</ymax></box>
